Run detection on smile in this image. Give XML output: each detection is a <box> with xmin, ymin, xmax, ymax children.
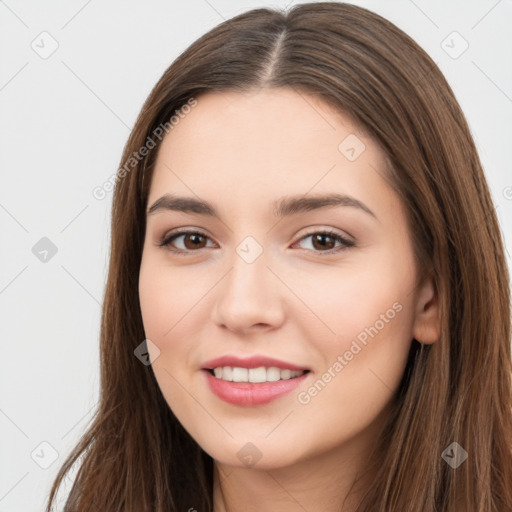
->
<box><xmin>203</xmin><ymin>369</ymin><xmax>310</xmax><ymax>407</ymax></box>
<box><xmin>201</xmin><ymin>355</ymin><xmax>311</xmax><ymax>406</ymax></box>
<box><xmin>210</xmin><ymin>366</ymin><xmax>307</xmax><ymax>383</ymax></box>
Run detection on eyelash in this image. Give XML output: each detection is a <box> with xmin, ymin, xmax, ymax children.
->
<box><xmin>157</xmin><ymin>229</ymin><xmax>355</xmax><ymax>256</ymax></box>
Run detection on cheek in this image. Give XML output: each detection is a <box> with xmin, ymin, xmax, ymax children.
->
<box><xmin>138</xmin><ymin>254</ymin><xmax>208</xmax><ymax>342</ymax></box>
<box><xmin>138</xmin><ymin>255</ymin><xmax>215</xmax><ymax>395</ymax></box>
<box><xmin>313</xmin><ymin>249</ymin><xmax>415</xmax><ymax>342</ymax></box>
<box><xmin>138</xmin><ymin>257</ymin><xmax>201</xmax><ymax>418</ymax></box>
<box><xmin>307</xmin><ymin>247</ymin><xmax>417</xmax><ymax>399</ymax></box>
<box><xmin>297</xmin><ymin>297</ymin><xmax>415</xmax><ymax>455</ymax></box>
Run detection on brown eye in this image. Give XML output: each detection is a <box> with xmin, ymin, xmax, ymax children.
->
<box><xmin>311</xmin><ymin>233</ymin><xmax>337</xmax><ymax>251</ymax></box>
<box><xmin>295</xmin><ymin>230</ymin><xmax>354</xmax><ymax>254</ymax></box>
<box><xmin>158</xmin><ymin>229</ymin><xmax>354</xmax><ymax>256</ymax></box>
<box><xmin>181</xmin><ymin>233</ymin><xmax>207</xmax><ymax>250</ymax></box>
<box><xmin>159</xmin><ymin>230</ymin><xmax>215</xmax><ymax>254</ymax></box>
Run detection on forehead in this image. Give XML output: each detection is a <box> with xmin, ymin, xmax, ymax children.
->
<box><xmin>148</xmin><ymin>88</ymin><xmax>395</xmax><ymax>219</ymax></box>
<box><xmin>156</xmin><ymin>88</ymin><xmax>375</xmax><ymax>159</ymax></box>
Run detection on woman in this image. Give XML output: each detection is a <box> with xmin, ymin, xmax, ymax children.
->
<box><xmin>46</xmin><ymin>2</ymin><xmax>512</xmax><ymax>511</ymax></box>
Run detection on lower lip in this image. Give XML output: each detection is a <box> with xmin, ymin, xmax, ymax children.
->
<box><xmin>203</xmin><ymin>370</ymin><xmax>309</xmax><ymax>406</ymax></box>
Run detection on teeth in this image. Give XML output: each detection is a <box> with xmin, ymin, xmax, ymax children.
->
<box><xmin>210</xmin><ymin>366</ymin><xmax>306</xmax><ymax>383</ymax></box>
<box><xmin>266</xmin><ymin>367</ymin><xmax>281</xmax><ymax>382</ymax></box>
<box><xmin>232</xmin><ymin>367</ymin><xmax>248</xmax><ymax>382</ymax></box>
<box><xmin>249</xmin><ymin>367</ymin><xmax>267</xmax><ymax>383</ymax></box>
<box><xmin>280</xmin><ymin>369</ymin><xmax>292</xmax><ymax>379</ymax></box>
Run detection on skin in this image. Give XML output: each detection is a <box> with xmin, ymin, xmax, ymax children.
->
<box><xmin>138</xmin><ymin>88</ymin><xmax>440</xmax><ymax>512</ymax></box>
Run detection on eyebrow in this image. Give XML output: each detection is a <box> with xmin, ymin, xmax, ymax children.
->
<box><xmin>146</xmin><ymin>192</ymin><xmax>377</xmax><ymax>220</ymax></box>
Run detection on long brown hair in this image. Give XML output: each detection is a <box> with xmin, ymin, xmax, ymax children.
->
<box><xmin>46</xmin><ymin>3</ymin><xmax>512</xmax><ymax>510</ymax></box>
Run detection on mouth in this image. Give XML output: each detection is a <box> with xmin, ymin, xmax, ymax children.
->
<box><xmin>206</xmin><ymin>366</ymin><xmax>310</xmax><ymax>383</ymax></box>
<box><xmin>200</xmin><ymin>355</ymin><xmax>311</xmax><ymax>405</ymax></box>
<box><xmin>202</xmin><ymin>366</ymin><xmax>311</xmax><ymax>406</ymax></box>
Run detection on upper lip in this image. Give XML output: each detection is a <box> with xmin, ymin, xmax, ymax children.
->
<box><xmin>202</xmin><ymin>355</ymin><xmax>310</xmax><ymax>371</ymax></box>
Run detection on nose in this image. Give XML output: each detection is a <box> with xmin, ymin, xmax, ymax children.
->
<box><xmin>211</xmin><ymin>245</ymin><xmax>286</xmax><ymax>334</ymax></box>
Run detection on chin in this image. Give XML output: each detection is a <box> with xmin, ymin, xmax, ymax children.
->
<box><xmin>202</xmin><ymin>436</ymin><xmax>307</xmax><ymax>471</ymax></box>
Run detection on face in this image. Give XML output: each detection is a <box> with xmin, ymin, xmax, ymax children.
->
<box><xmin>138</xmin><ymin>88</ymin><xmax>435</xmax><ymax>470</ymax></box>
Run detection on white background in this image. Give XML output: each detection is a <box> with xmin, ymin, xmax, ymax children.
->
<box><xmin>0</xmin><ymin>0</ymin><xmax>510</xmax><ymax>510</ymax></box>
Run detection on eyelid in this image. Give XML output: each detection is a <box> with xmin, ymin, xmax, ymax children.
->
<box><xmin>295</xmin><ymin>226</ymin><xmax>354</xmax><ymax>243</ymax></box>
<box><xmin>157</xmin><ymin>226</ymin><xmax>355</xmax><ymax>255</ymax></box>
<box><xmin>157</xmin><ymin>228</ymin><xmax>216</xmax><ymax>252</ymax></box>
<box><xmin>292</xmin><ymin>228</ymin><xmax>354</xmax><ymax>254</ymax></box>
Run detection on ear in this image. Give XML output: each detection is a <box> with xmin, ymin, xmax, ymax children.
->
<box><xmin>412</xmin><ymin>277</ymin><xmax>440</xmax><ymax>345</ymax></box>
